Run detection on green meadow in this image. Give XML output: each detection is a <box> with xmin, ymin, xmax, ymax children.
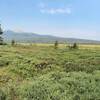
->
<box><xmin>0</xmin><ymin>44</ymin><xmax>100</xmax><ymax>100</ymax></box>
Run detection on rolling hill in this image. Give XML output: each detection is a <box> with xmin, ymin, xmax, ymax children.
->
<box><xmin>2</xmin><ymin>30</ymin><xmax>100</xmax><ymax>44</ymax></box>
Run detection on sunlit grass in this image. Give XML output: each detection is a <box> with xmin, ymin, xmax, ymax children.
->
<box><xmin>0</xmin><ymin>44</ymin><xmax>100</xmax><ymax>100</ymax></box>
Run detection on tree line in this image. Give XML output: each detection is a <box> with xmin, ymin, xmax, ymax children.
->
<box><xmin>0</xmin><ymin>24</ymin><xmax>78</xmax><ymax>49</ymax></box>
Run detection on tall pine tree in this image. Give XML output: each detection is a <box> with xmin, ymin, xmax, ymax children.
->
<box><xmin>0</xmin><ymin>24</ymin><xmax>3</xmax><ymax>45</ymax></box>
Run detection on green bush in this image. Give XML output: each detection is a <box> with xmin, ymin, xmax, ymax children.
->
<box><xmin>0</xmin><ymin>59</ymin><xmax>10</xmax><ymax>67</ymax></box>
<box><xmin>0</xmin><ymin>89</ymin><xmax>6</xmax><ymax>100</ymax></box>
<box><xmin>0</xmin><ymin>45</ymin><xmax>100</xmax><ymax>100</ymax></box>
<box><xmin>68</xmin><ymin>43</ymin><xmax>78</xmax><ymax>49</ymax></box>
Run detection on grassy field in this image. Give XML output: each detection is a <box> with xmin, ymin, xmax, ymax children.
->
<box><xmin>0</xmin><ymin>44</ymin><xmax>100</xmax><ymax>100</ymax></box>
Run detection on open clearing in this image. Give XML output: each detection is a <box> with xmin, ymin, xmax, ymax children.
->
<box><xmin>0</xmin><ymin>44</ymin><xmax>100</xmax><ymax>100</ymax></box>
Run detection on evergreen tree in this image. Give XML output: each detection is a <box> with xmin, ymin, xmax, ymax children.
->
<box><xmin>54</xmin><ymin>41</ymin><xmax>58</xmax><ymax>49</ymax></box>
<box><xmin>0</xmin><ymin>24</ymin><xmax>3</xmax><ymax>45</ymax></box>
<box><xmin>73</xmin><ymin>43</ymin><xmax>78</xmax><ymax>49</ymax></box>
<box><xmin>11</xmin><ymin>40</ymin><xmax>15</xmax><ymax>46</ymax></box>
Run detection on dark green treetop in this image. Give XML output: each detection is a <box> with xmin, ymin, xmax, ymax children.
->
<box><xmin>0</xmin><ymin>24</ymin><xmax>3</xmax><ymax>35</ymax></box>
<box><xmin>0</xmin><ymin>24</ymin><xmax>3</xmax><ymax>45</ymax></box>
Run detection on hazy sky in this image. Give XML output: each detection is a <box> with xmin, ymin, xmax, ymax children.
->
<box><xmin>0</xmin><ymin>0</ymin><xmax>100</xmax><ymax>40</ymax></box>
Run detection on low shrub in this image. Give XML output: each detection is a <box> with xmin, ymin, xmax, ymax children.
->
<box><xmin>0</xmin><ymin>89</ymin><xmax>6</xmax><ymax>100</ymax></box>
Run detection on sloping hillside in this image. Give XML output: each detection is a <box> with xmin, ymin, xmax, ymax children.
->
<box><xmin>3</xmin><ymin>30</ymin><xmax>100</xmax><ymax>44</ymax></box>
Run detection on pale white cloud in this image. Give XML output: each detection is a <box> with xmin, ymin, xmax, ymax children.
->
<box><xmin>38</xmin><ymin>2</ymin><xmax>71</xmax><ymax>15</ymax></box>
<box><xmin>40</xmin><ymin>7</ymin><xmax>71</xmax><ymax>15</ymax></box>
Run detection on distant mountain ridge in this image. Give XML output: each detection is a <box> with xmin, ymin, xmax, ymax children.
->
<box><xmin>2</xmin><ymin>30</ymin><xmax>100</xmax><ymax>44</ymax></box>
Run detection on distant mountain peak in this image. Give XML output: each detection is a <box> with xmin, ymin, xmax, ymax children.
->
<box><xmin>3</xmin><ymin>30</ymin><xmax>100</xmax><ymax>44</ymax></box>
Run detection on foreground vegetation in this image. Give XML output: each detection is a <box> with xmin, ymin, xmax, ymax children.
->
<box><xmin>0</xmin><ymin>44</ymin><xmax>100</xmax><ymax>100</ymax></box>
